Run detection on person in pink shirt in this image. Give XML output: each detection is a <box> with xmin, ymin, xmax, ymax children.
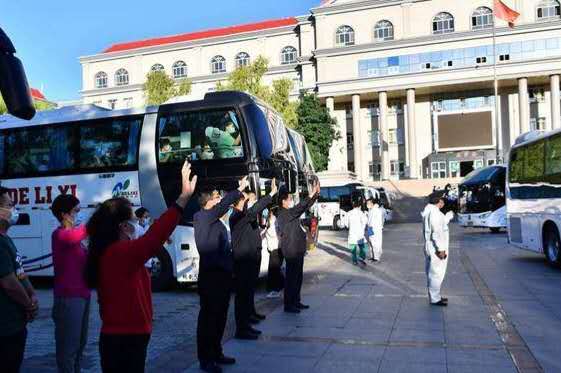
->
<box><xmin>51</xmin><ymin>194</ymin><xmax>90</xmax><ymax>373</ymax></box>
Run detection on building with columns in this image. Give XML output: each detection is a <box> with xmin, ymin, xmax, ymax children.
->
<box><xmin>80</xmin><ymin>0</ymin><xmax>561</xmax><ymax>181</ymax></box>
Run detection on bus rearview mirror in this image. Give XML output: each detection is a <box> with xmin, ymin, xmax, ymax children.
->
<box><xmin>0</xmin><ymin>52</ymin><xmax>36</xmax><ymax>120</ymax></box>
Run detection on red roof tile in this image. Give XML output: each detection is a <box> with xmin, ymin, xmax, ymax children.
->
<box><xmin>103</xmin><ymin>17</ymin><xmax>298</xmax><ymax>54</ymax></box>
<box><xmin>30</xmin><ymin>88</ymin><xmax>46</xmax><ymax>100</ymax></box>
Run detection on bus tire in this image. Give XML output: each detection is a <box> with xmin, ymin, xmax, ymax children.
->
<box><xmin>333</xmin><ymin>216</ymin><xmax>341</xmax><ymax>231</ymax></box>
<box><xmin>543</xmin><ymin>225</ymin><xmax>561</xmax><ymax>268</ymax></box>
<box><xmin>490</xmin><ymin>227</ymin><xmax>502</xmax><ymax>234</ymax></box>
<box><xmin>150</xmin><ymin>249</ymin><xmax>174</xmax><ymax>292</ymax></box>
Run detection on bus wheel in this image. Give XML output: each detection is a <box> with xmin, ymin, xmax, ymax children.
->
<box><xmin>543</xmin><ymin>226</ymin><xmax>561</xmax><ymax>268</ymax></box>
<box><xmin>333</xmin><ymin>216</ymin><xmax>341</xmax><ymax>231</ymax></box>
<box><xmin>490</xmin><ymin>227</ymin><xmax>502</xmax><ymax>234</ymax></box>
<box><xmin>150</xmin><ymin>249</ymin><xmax>174</xmax><ymax>292</ymax></box>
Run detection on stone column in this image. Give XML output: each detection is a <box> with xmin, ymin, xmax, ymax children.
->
<box><xmin>518</xmin><ymin>77</ymin><xmax>530</xmax><ymax>134</ymax></box>
<box><xmin>326</xmin><ymin>97</ymin><xmax>347</xmax><ymax>171</ymax></box>
<box><xmin>352</xmin><ymin>94</ymin><xmax>363</xmax><ymax>178</ymax></box>
<box><xmin>406</xmin><ymin>89</ymin><xmax>418</xmax><ymax>178</ymax></box>
<box><xmin>551</xmin><ymin>75</ymin><xmax>561</xmax><ymax>129</ymax></box>
<box><xmin>379</xmin><ymin>91</ymin><xmax>389</xmax><ymax>180</ymax></box>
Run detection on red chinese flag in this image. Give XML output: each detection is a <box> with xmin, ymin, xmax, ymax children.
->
<box><xmin>494</xmin><ymin>0</ymin><xmax>520</xmax><ymax>28</ymax></box>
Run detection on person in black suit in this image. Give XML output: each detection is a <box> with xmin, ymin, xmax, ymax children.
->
<box><xmin>276</xmin><ymin>181</ymin><xmax>320</xmax><ymax>313</ymax></box>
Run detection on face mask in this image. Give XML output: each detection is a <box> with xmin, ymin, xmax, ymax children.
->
<box><xmin>0</xmin><ymin>207</ymin><xmax>19</xmax><ymax>226</ymax></box>
<box><xmin>124</xmin><ymin>220</ymin><xmax>142</xmax><ymax>240</ymax></box>
<box><xmin>247</xmin><ymin>200</ymin><xmax>256</xmax><ymax>209</ymax></box>
<box><xmin>226</xmin><ymin>126</ymin><xmax>236</xmax><ymax>134</ymax></box>
<box><xmin>287</xmin><ymin>201</ymin><xmax>295</xmax><ymax>209</ymax></box>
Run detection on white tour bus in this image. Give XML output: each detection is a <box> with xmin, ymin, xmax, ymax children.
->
<box><xmin>507</xmin><ymin>130</ymin><xmax>561</xmax><ymax>267</ymax></box>
<box><xmin>0</xmin><ymin>91</ymin><xmax>301</xmax><ymax>290</ymax></box>
<box><xmin>457</xmin><ymin>165</ymin><xmax>507</xmax><ymax>232</ymax></box>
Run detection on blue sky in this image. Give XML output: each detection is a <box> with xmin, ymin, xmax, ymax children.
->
<box><xmin>2</xmin><ymin>0</ymin><xmax>320</xmax><ymax>102</ymax></box>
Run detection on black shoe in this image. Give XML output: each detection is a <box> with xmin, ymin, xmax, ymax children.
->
<box><xmin>297</xmin><ymin>303</ymin><xmax>310</xmax><ymax>310</ymax></box>
<box><xmin>200</xmin><ymin>361</ymin><xmax>222</xmax><ymax>373</ymax></box>
<box><xmin>252</xmin><ymin>312</ymin><xmax>266</xmax><ymax>320</ymax></box>
<box><xmin>369</xmin><ymin>258</ymin><xmax>377</xmax><ymax>262</ymax></box>
<box><xmin>284</xmin><ymin>306</ymin><xmax>301</xmax><ymax>314</ymax></box>
<box><xmin>431</xmin><ymin>300</ymin><xmax>448</xmax><ymax>307</ymax></box>
<box><xmin>216</xmin><ymin>355</ymin><xmax>236</xmax><ymax>365</ymax></box>
<box><xmin>248</xmin><ymin>326</ymin><xmax>262</xmax><ymax>335</ymax></box>
<box><xmin>235</xmin><ymin>331</ymin><xmax>259</xmax><ymax>340</ymax></box>
<box><xmin>249</xmin><ymin>315</ymin><xmax>261</xmax><ymax>324</ymax></box>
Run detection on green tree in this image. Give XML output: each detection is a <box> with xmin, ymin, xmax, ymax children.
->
<box><xmin>295</xmin><ymin>93</ymin><xmax>339</xmax><ymax>172</ymax></box>
<box><xmin>217</xmin><ymin>55</ymin><xmax>297</xmax><ymax>127</ymax></box>
<box><xmin>143</xmin><ymin>70</ymin><xmax>192</xmax><ymax>106</ymax></box>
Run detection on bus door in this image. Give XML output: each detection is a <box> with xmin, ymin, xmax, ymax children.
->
<box><xmin>9</xmin><ymin>206</ymin><xmax>50</xmax><ymax>274</ymax></box>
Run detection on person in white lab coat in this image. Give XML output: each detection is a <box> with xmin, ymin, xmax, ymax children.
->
<box><xmin>342</xmin><ymin>199</ymin><xmax>368</xmax><ymax>265</ymax></box>
<box><xmin>366</xmin><ymin>198</ymin><xmax>384</xmax><ymax>263</ymax></box>
<box><xmin>421</xmin><ymin>195</ymin><xmax>454</xmax><ymax>306</ymax></box>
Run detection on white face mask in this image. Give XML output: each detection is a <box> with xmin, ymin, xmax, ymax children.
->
<box><xmin>0</xmin><ymin>207</ymin><xmax>19</xmax><ymax>226</ymax></box>
<box><xmin>124</xmin><ymin>220</ymin><xmax>143</xmax><ymax>240</ymax></box>
<box><xmin>226</xmin><ymin>126</ymin><xmax>236</xmax><ymax>134</ymax></box>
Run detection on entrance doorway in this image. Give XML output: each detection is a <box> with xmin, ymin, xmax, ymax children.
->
<box><xmin>460</xmin><ymin>161</ymin><xmax>474</xmax><ymax>177</ymax></box>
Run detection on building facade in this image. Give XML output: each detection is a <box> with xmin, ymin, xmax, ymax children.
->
<box><xmin>80</xmin><ymin>0</ymin><xmax>561</xmax><ymax>181</ymax></box>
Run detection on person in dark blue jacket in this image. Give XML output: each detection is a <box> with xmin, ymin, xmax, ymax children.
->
<box><xmin>277</xmin><ymin>181</ymin><xmax>320</xmax><ymax>313</ymax></box>
<box><xmin>194</xmin><ymin>176</ymin><xmax>248</xmax><ymax>373</ymax></box>
<box><xmin>230</xmin><ymin>179</ymin><xmax>277</xmax><ymax>340</ymax></box>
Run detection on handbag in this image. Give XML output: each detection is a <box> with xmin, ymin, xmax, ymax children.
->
<box><xmin>366</xmin><ymin>226</ymin><xmax>374</xmax><ymax>237</ymax></box>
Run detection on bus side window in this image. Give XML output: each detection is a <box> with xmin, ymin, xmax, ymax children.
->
<box><xmin>5</xmin><ymin>127</ymin><xmax>76</xmax><ymax>177</ymax></box>
<box><xmin>79</xmin><ymin>118</ymin><xmax>141</xmax><ymax>169</ymax></box>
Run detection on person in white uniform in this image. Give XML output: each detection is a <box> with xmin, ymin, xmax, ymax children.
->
<box><xmin>342</xmin><ymin>198</ymin><xmax>368</xmax><ymax>265</ymax></box>
<box><xmin>366</xmin><ymin>197</ymin><xmax>384</xmax><ymax>263</ymax></box>
<box><xmin>421</xmin><ymin>195</ymin><xmax>454</xmax><ymax>306</ymax></box>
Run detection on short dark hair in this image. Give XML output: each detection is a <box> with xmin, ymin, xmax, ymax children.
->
<box><xmin>278</xmin><ymin>189</ymin><xmax>290</xmax><ymax>206</ymax></box>
<box><xmin>429</xmin><ymin>194</ymin><xmax>445</xmax><ymax>205</ymax></box>
<box><xmin>160</xmin><ymin>138</ymin><xmax>171</xmax><ymax>150</ymax></box>
<box><xmin>135</xmin><ymin>207</ymin><xmax>149</xmax><ymax>219</ymax></box>
<box><xmin>198</xmin><ymin>190</ymin><xmax>218</xmax><ymax>208</ymax></box>
<box><xmin>51</xmin><ymin>194</ymin><xmax>80</xmax><ymax>222</ymax></box>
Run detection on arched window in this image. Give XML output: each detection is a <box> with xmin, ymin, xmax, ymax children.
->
<box><xmin>151</xmin><ymin>64</ymin><xmax>165</xmax><ymax>72</ymax></box>
<box><xmin>472</xmin><ymin>7</ymin><xmax>494</xmax><ymax>30</ymax></box>
<box><xmin>95</xmin><ymin>72</ymin><xmax>107</xmax><ymax>89</ymax></box>
<box><xmin>211</xmin><ymin>56</ymin><xmax>226</xmax><ymax>74</ymax></box>
<box><xmin>281</xmin><ymin>46</ymin><xmax>297</xmax><ymax>65</ymax></box>
<box><xmin>115</xmin><ymin>68</ymin><xmax>129</xmax><ymax>86</ymax></box>
<box><xmin>235</xmin><ymin>52</ymin><xmax>250</xmax><ymax>68</ymax></box>
<box><xmin>537</xmin><ymin>0</ymin><xmax>561</xmax><ymax>21</ymax></box>
<box><xmin>374</xmin><ymin>20</ymin><xmax>394</xmax><ymax>41</ymax></box>
<box><xmin>433</xmin><ymin>12</ymin><xmax>455</xmax><ymax>34</ymax></box>
<box><xmin>335</xmin><ymin>25</ymin><xmax>355</xmax><ymax>46</ymax></box>
<box><xmin>172</xmin><ymin>61</ymin><xmax>187</xmax><ymax>78</ymax></box>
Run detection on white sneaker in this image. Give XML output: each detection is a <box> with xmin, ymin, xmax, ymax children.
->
<box><xmin>267</xmin><ymin>291</ymin><xmax>281</xmax><ymax>299</ymax></box>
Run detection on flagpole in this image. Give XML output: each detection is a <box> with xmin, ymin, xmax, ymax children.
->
<box><xmin>493</xmin><ymin>1</ymin><xmax>501</xmax><ymax>164</ymax></box>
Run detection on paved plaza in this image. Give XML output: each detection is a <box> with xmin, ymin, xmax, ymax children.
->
<box><xmin>22</xmin><ymin>223</ymin><xmax>561</xmax><ymax>373</ymax></box>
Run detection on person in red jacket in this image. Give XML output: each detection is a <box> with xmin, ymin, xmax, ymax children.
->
<box><xmin>85</xmin><ymin>161</ymin><xmax>197</xmax><ymax>373</ymax></box>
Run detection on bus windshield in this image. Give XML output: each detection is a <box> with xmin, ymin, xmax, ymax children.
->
<box><xmin>158</xmin><ymin>108</ymin><xmax>244</xmax><ymax>163</ymax></box>
<box><xmin>462</xmin><ymin>166</ymin><xmax>501</xmax><ymax>185</ymax></box>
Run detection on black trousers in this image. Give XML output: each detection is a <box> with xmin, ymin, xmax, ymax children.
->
<box><xmin>197</xmin><ymin>269</ymin><xmax>232</xmax><ymax>364</ymax></box>
<box><xmin>284</xmin><ymin>256</ymin><xmax>304</xmax><ymax>308</ymax></box>
<box><xmin>234</xmin><ymin>259</ymin><xmax>256</xmax><ymax>332</ymax></box>
<box><xmin>0</xmin><ymin>328</ymin><xmax>27</xmax><ymax>373</ymax></box>
<box><xmin>99</xmin><ymin>333</ymin><xmax>150</xmax><ymax>373</ymax></box>
<box><xmin>251</xmin><ymin>255</ymin><xmax>262</xmax><ymax>315</ymax></box>
<box><xmin>267</xmin><ymin>249</ymin><xmax>285</xmax><ymax>292</ymax></box>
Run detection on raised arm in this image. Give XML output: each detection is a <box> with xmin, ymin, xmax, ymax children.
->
<box><xmin>285</xmin><ymin>181</ymin><xmax>320</xmax><ymax>221</ymax></box>
<box><xmin>127</xmin><ymin>160</ymin><xmax>197</xmax><ymax>265</ymax></box>
<box><xmin>206</xmin><ymin>176</ymin><xmax>249</xmax><ymax>222</ymax></box>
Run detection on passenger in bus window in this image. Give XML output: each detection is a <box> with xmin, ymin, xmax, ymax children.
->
<box><xmin>84</xmin><ymin>161</ymin><xmax>197</xmax><ymax>373</ymax></box>
<box><xmin>205</xmin><ymin>121</ymin><xmax>241</xmax><ymax>159</ymax></box>
<box><xmin>159</xmin><ymin>138</ymin><xmax>173</xmax><ymax>163</ymax></box>
<box><xmin>0</xmin><ymin>187</ymin><xmax>39</xmax><ymax>373</ymax></box>
<box><xmin>51</xmin><ymin>194</ymin><xmax>90</xmax><ymax>373</ymax></box>
<box><xmin>193</xmin><ymin>176</ymin><xmax>249</xmax><ymax>372</ymax></box>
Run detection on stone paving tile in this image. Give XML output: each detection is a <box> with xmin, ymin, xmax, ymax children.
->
<box><xmin>446</xmin><ymin>347</ymin><xmax>515</xmax><ymax>367</ymax></box>
<box><xmin>323</xmin><ymin>343</ymin><xmax>385</xmax><ymax>362</ymax></box>
<box><xmin>313</xmin><ymin>359</ymin><xmax>382</xmax><ymax>373</ymax></box>
<box><xmin>378</xmin><ymin>360</ymin><xmax>447</xmax><ymax>373</ymax></box>
<box><xmin>288</xmin><ymin>326</ymin><xmax>393</xmax><ymax>342</ymax></box>
<box><xmin>389</xmin><ymin>327</ymin><xmax>446</xmax><ymax>344</ymax></box>
<box><xmin>382</xmin><ymin>346</ymin><xmax>447</xmax><ymax>364</ymax></box>
<box><xmin>447</xmin><ymin>364</ymin><xmax>516</xmax><ymax>373</ymax></box>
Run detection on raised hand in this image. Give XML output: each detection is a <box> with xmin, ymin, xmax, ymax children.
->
<box><xmin>269</xmin><ymin>178</ymin><xmax>278</xmax><ymax>197</ymax></box>
<box><xmin>238</xmin><ymin>176</ymin><xmax>249</xmax><ymax>192</ymax></box>
<box><xmin>181</xmin><ymin>160</ymin><xmax>198</xmax><ymax>198</ymax></box>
